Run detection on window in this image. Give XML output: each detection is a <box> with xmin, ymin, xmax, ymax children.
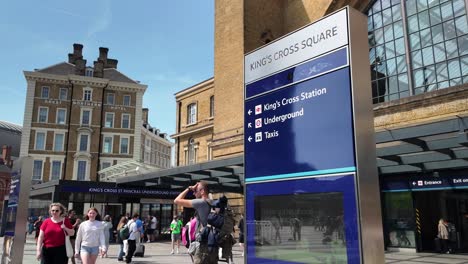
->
<box><xmin>85</xmin><ymin>68</ymin><xmax>94</xmax><ymax>77</ymax></box>
<box><xmin>33</xmin><ymin>160</ymin><xmax>43</xmax><ymax>180</ymax></box>
<box><xmin>122</xmin><ymin>114</ymin><xmax>130</xmax><ymax>129</ymax></box>
<box><xmin>79</xmin><ymin>134</ymin><xmax>89</xmax><ymax>152</ymax></box>
<box><xmin>120</xmin><ymin>137</ymin><xmax>129</xmax><ymax>154</ymax></box>
<box><xmin>123</xmin><ymin>95</ymin><xmax>131</xmax><ymax>106</ymax></box>
<box><xmin>367</xmin><ymin>0</ymin><xmax>468</xmax><ymax>103</ymax></box>
<box><xmin>77</xmin><ymin>160</ymin><xmax>87</xmax><ymax>180</ymax></box>
<box><xmin>35</xmin><ymin>132</ymin><xmax>46</xmax><ymax>150</ymax></box>
<box><xmin>101</xmin><ymin>162</ymin><xmax>112</xmax><ymax>170</ymax></box>
<box><xmin>41</xmin><ymin>87</ymin><xmax>49</xmax><ymax>98</ymax></box>
<box><xmin>187</xmin><ymin>103</ymin><xmax>197</xmax><ymax>125</ymax></box>
<box><xmin>107</xmin><ymin>93</ymin><xmax>115</xmax><ymax>105</ymax></box>
<box><xmin>103</xmin><ymin>136</ymin><xmax>113</xmax><ymax>153</ymax></box>
<box><xmin>83</xmin><ymin>89</ymin><xmax>92</xmax><ymax>101</ymax></box>
<box><xmin>81</xmin><ymin>109</ymin><xmax>91</xmax><ymax>125</ymax></box>
<box><xmin>59</xmin><ymin>88</ymin><xmax>68</xmax><ymax>100</ymax></box>
<box><xmin>56</xmin><ymin>109</ymin><xmax>66</xmax><ymax>124</ymax></box>
<box><xmin>188</xmin><ymin>138</ymin><xmax>196</xmax><ymax>165</ymax></box>
<box><xmin>105</xmin><ymin>113</ymin><xmax>114</xmax><ymax>128</ymax></box>
<box><xmin>38</xmin><ymin>107</ymin><xmax>48</xmax><ymax>123</ymax></box>
<box><xmin>50</xmin><ymin>161</ymin><xmax>61</xmax><ymax>180</ymax></box>
<box><xmin>210</xmin><ymin>96</ymin><xmax>214</xmax><ymax>117</ymax></box>
<box><xmin>54</xmin><ymin>133</ymin><xmax>64</xmax><ymax>152</ymax></box>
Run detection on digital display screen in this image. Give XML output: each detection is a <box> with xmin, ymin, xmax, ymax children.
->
<box><xmin>254</xmin><ymin>192</ymin><xmax>347</xmax><ymax>263</ymax></box>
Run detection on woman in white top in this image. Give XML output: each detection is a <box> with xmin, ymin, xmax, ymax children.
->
<box><xmin>74</xmin><ymin>208</ymin><xmax>106</xmax><ymax>264</ymax></box>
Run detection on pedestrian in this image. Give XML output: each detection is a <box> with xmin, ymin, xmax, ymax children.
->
<box><xmin>238</xmin><ymin>214</ymin><xmax>244</xmax><ymax>257</ymax></box>
<box><xmin>68</xmin><ymin>209</ymin><xmax>82</xmax><ymax>264</ymax></box>
<box><xmin>36</xmin><ymin>203</ymin><xmax>75</xmax><ymax>264</ymax></box>
<box><xmin>74</xmin><ymin>207</ymin><xmax>107</xmax><ymax>264</ymax></box>
<box><xmin>174</xmin><ymin>181</ymin><xmax>217</xmax><ymax>264</ymax></box>
<box><xmin>149</xmin><ymin>215</ymin><xmax>157</xmax><ymax>242</ymax></box>
<box><xmin>170</xmin><ymin>215</ymin><xmax>183</xmax><ymax>254</ymax></box>
<box><xmin>437</xmin><ymin>218</ymin><xmax>449</xmax><ymax>254</ymax></box>
<box><xmin>116</xmin><ymin>216</ymin><xmax>128</xmax><ymax>261</ymax></box>
<box><xmin>34</xmin><ymin>216</ymin><xmax>43</xmax><ymax>242</ymax></box>
<box><xmin>101</xmin><ymin>215</ymin><xmax>113</xmax><ymax>258</ymax></box>
<box><xmin>125</xmin><ymin>213</ymin><xmax>141</xmax><ymax>264</ymax></box>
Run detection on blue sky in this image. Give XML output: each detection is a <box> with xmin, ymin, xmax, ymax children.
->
<box><xmin>0</xmin><ymin>0</ymin><xmax>214</xmax><ymax>136</ymax></box>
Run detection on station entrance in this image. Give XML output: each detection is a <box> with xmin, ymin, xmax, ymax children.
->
<box><xmin>415</xmin><ymin>190</ymin><xmax>468</xmax><ymax>253</ymax></box>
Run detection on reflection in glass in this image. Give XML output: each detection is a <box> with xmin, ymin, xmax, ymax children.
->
<box><xmin>383</xmin><ymin>192</ymin><xmax>416</xmax><ymax>248</ymax></box>
<box><xmin>254</xmin><ymin>192</ymin><xmax>347</xmax><ymax>264</ymax></box>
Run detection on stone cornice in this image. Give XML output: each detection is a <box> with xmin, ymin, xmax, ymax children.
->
<box><xmin>108</xmin><ymin>81</ymin><xmax>147</xmax><ymax>93</ymax></box>
<box><xmin>24</xmin><ymin>71</ymin><xmax>69</xmax><ymax>84</ymax></box>
<box><xmin>24</xmin><ymin>71</ymin><xmax>148</xmax><ymax>92</ymax></box>
<box><xmin>68</xmin><ymin>75</ymin><xmax>109</xmax><ymax>87</ymax></box>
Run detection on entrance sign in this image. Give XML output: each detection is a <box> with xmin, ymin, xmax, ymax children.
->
<box><xmin>244</xmin><ymin>7</ymin><xmax>384</xmax><ymax>263</ymax></box>
<box><xmin>1</xmin><ymin>157</ymin><xmax>32</xmax><ymax>264</ymax></box>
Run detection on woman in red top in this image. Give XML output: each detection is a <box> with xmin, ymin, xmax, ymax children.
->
<box><xmin>36</xmin><ymin>203</ymin><xmax>75</xmax><ymax>264</ymax></box>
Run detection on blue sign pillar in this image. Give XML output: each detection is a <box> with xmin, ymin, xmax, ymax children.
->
<box><xmin>244</xmin><ymin>7</ymin><xmax>384</xmax><ymax>263</ymax></box>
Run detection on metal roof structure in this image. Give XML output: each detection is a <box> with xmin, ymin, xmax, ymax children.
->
<box><xmin>376</xmin><ymin>115</ymin><xmax>468</xmax><ymax>175</ymax></box>
<box><xmin>98</xmin><ymin>159</ymin><xmax>161</xmax><ymax>182</ymax></box>
<box><xmin>116</xmin><ymin>115</ymin><xmax>468</xmax><ymax>193</ymax></box>
<box><xmin>117</xmin><ymin>156</ymin><xmax>244</xmax><ymax>193</ymax></box>
<box><xmin>0</xmin><ymin>121</ymin><xmax>22</xmax><ymax>134</ymax></box>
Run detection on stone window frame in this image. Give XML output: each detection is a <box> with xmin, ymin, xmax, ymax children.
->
<box><xmin>78</xmin><ymin>133</ymin><xmax>90</xmax><ymax>152</ymax></box>
<box><xmin>123</xmin><ymin>95</ymin><xmax>131</xmax><ymax>106</ymax></box>
<box><xmin>83</xmin><ymin>87</ymin><xmax>93</xmax><ymax>101</ymax></box>
<box><xmin>187</xmin><ymin>103</ymin><xmax>197</xmax><ymax>125</ymax></box>
<box><xmin>80</xmin><ymin>108</ymin><xmax>92</xmax><ymax>126</ymax></box>
<box><xmin>50</xmin><ymin>160</ymin><xmax>62</xmax><ymax>181</ymax></box>
<box><xmin>120</xmin><ymin>136</ymin><xmax>130</xmax><ymax>154</ymax></box>
<box><xmin>34</xmin><ymin>130</ymin><xmax>46</xmax><ymax>150</ymax></box>
<box><xmin>59</xmin><ymin>88</ymin><xmax>68</xmax><ymax>101</ymax></box>
<box><xmin>53</xmin><ymin>132</ymin><xmax>65</xmax><ymax>152</ymax></box>
<box><xmin>121</xmin><ymin>113</ymin><xmax>131</xmax><ymax>129</ymax></box>
<box><xmin>103</xmin><ymin>135</ymin><xmax>113</xmax><ymax>154</ymax></box>
<box><xmin>56</xmin><ymin>108</ymin><xmax>67</xmax><ymax>124</ymax></box>
<box><xmin>38</xmin><ymin>106</ymin><xmax>49</xmax><ymax>123</ymax></box>
<box><xmin>210</xmin><ymin>95</ymin><xmax>215</xmax><ymax>117</ymax></box>
<box><xmin>32</xmin><ymin>159</ymin><xmax>44</xmax><ymax>181</ymax></box>
<box><xmin>41</xmin><ymin>86</ymin><xmax>49</xmax><ymax>99</ymax></box>
<box><xmin>105</xmin><ymin>112</ymin><xmax>115</xmax><ymax>128</ymax></box>
<box><xmin>106</xmin><ymin>93</ymin><xmax>115</xmax><ymax>105</ymax></box>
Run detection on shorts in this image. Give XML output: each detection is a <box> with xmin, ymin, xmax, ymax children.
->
<box><xmin>80</xmin><ymin>245</ymin><xmax>100</xmax><ymax>255</ymax></box>
<box><xmin>171</xmin><ymin>233</ymin><xmax>181</xmax><ymax>241</ymax></box>
<box><xmin>146</xmin><ymin>228</ymin><xmax>155</xmax><ymax>235</ymax></box>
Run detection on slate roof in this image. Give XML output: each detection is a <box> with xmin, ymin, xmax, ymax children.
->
<box><xmin>36</xmin><ymin>62</ymin><xmax>138</xmax><ymax>84</ymax></box>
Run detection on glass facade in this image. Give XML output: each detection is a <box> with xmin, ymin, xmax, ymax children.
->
<box><xmin>368</xmin><ymin>0</ymin><xmax>468</xmax><ymax>103</ymax></box>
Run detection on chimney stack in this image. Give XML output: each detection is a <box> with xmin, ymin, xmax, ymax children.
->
<box><xmin>105</xmin><ymin>59</ymin><xmax>118</xmax><ymax>69</ymax></box>
<box><xmin>142</xmin><ymin>108</ymin><xmax>149</xmax><ymax>124</ymax></box>
<box><xmin>99</xmin><ymin>47</ymin><xmax>108</xmax><ymax>63</ymax></box>
<box><xmin>68</xmin><ymin>43</ymin><xmax>84</xmax><ymax>64</ymax></box>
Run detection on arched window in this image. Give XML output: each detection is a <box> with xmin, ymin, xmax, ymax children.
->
<box><xmin>187</xmin><ymin>138</ymin><xmax>196</xmax><ymax>165</ymax></box>
<box><xmin>367</xmin><ymin>0</ymin><xmax>468</xmax><ymax>103</ymax></box>
<box><xmin>187</xmin><ymin>103</ymin><xmax>197</xmax><ymax>125</ymax></box>
<box><xmin>210</xmin><ymin>96</ymin><xmax>215</xmax><ymax>117</ymax></box>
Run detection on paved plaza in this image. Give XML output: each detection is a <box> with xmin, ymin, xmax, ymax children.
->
<box><xmin>3</xmin><ymin>234</ymin><xmax>468</xmax><ymax>263</ymax></box>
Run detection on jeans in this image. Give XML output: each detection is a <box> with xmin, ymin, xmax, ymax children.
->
<box><xmin>118</xmin><ymin>243</ymin><xmax>125</xmax><ymax>259</ymax></box>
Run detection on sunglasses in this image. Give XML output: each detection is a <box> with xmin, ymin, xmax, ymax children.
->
<box><xmin>51</xmin><ymin>210</ymin><xmax>60</xmax><ymax>212</ymax></box>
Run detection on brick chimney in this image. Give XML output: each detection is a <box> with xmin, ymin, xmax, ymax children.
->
<box><xmin>99</xmin><ymin>47</ymin><xmax>108</xmax><ymax>64</ymax></box>
<box><xmin>93</xmin><ymin>60</ymin><xmax>104</xmax><ymax>78</ymax></box>
<box><xmin>105</xmin><ymin>59</ymin><xmax>118</xmax><ymax>69</ymax></box>
<box><xmin>142</xmin><ymin>108</ymin><xmax>149</xmax><ymax>124</ymax></box>
<box><xmin>68</xmin><ymin>43</ymin><xmax>83</xmax><ymax>64</ymax></box>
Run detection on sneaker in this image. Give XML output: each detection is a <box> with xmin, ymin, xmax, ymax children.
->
<box><xmin>171</xmin><ymin>250</ymin><xmax>174</xmax><ymax>255</ymax></box>
<box><xmin>176</xmin><ymin>248</ymin><xmax>179</xmax><ymax>254</ymax></box>
<box><xmin>146</xmin><ymin>240</ymin><xmax>150</xmax><ymax>243</ymax></box>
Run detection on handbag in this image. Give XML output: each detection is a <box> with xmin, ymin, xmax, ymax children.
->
<box><xmin>64</xmin><ymin>230</ymin><xmax>73</xmax><ymax>258</ymax></box>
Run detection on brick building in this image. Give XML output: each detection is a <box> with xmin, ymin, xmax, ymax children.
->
<box><xmin>20</xmin><ymin>45</ymin><xmax>176</xmax><ymax>221</ymax></box>
<box><xmin>21</xmin><ymin>44</ymin><xmax>146</xmax><ymax>183</ymax></box>
<box><xmin>122</xmin><ymin>0</ymin><xmax>468</xmax><ymax>253</ymax></box>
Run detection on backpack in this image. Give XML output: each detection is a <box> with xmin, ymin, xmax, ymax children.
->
<box><xmin>217</xmin><ymin>209</ymin><xmax>235</xmax><ymax>244</ymax></box>
<box><xmin>119</xmin><ymin>225</ymin><xmax>130</xmax><ymax>240</ymax></box>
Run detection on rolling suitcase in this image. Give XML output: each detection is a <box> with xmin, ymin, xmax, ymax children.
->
<box><xmin>434</xmin><ymin>238</ymin><xmax>441</xmax><ymax>253</ymax></box>
<box><xmin>134</xmin><ymin>244</ymin><xmax>145</xmax><ymax>257</ymax></box>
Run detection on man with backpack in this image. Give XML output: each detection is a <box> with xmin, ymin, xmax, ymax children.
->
<box><xmin>174</xmin><ymin>181</ymin><xmax>217</xmax><ymax>264</ymax></box>
<box><xmin>125</xmin><ymin>213</ymin><xmax>140</xmax><ymax>263</ymax></box>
